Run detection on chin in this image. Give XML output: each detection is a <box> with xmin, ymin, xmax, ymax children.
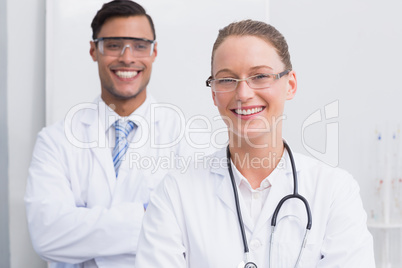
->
<box><xmin>111</xmin><ymin>87</ymin><xmax>145</xmax><ymax>100</ymax></box>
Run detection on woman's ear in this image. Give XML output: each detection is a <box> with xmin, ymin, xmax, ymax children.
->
<box><xmin>212</xmin><ymin>90</ymin><xmax>217</xmax><ymax>106</ymax></box>
<box><xmin>286</xmin><ymin>70</ymin><xmax>297</xmax><ymax>100</ymax></box>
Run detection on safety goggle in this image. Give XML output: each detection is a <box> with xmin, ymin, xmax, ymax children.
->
<box><xmin>93</xmin><ymin>37</ymin><xmax>155</xmax><ymax>57</ymax></box>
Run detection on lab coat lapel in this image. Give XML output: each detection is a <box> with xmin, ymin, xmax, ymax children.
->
<box><xmin>213</xmin><ymin>148</ymin><xmax>254</xmax><ymax>232</ymax></box>
<box><xmin>81</xmin><ymin>103</ymin><xmax>116</xmax><ymax>195</ymax></box>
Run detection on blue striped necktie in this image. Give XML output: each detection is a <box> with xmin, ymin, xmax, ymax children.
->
<box><xmin>113</xmin><ymin>119</ymin><xmax>135</xmax><ymax>177</ymax></box>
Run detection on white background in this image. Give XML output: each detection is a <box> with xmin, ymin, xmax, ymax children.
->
<box><xmin>4</xmin><ymin>0</ymin><xmax>402</xmax><ymax>267</ymax></box>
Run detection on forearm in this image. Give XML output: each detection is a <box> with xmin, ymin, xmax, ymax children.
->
<box><xmin>26</xmin><ymin>198</ymin><xmax>144</xmax><ymax>263</ymax></box>
<box><xmin>25</xmin><ymin>131</ymin><xmax>145</xmax><ymax>263</ymax></box>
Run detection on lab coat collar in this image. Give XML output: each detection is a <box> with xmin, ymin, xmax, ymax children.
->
<box><xmin>210</xmin><ymin>148</ymin><xmax>255</xmax><ymax>232</ymax></box>
<box><xmin>209</xmin><ymin>140</ymin><xmax>300</xmax><ymax>178</ymax></box>
<box><xmin>79</xmin><ymin>94</ymin><xmax>160</xmax><ymax>128</ymax></box>
<box><xmin>210</xmin><ymin>141</ymin><xmax>304</xmax><ymax>233</ymax></box>
<box><xmin>75</xmin><ymin>94</ymin><xmax>160</xmax><ymax>194</ymax></box>
<box><xmin>208</xmin><ymin>146</ymin><xmax>228</xmax><ymax>176</ymax></box>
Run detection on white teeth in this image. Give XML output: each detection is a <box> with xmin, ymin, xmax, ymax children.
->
<box><xmin>115</xmin><ymin>71</ymin><xmax>138</xmax><ymax>78</ymax></box>
<box><xmin>235</xmin><ymin>107</ymin><xmax>263</xmax><ymax>115</ymax></box>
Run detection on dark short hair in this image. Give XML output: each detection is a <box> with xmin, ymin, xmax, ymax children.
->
<box><xmin>91</xmin><ymin>0</ymin><xmax>156</xmax><ymax>40</ymax></box>
<box><xmin>211</xmin><ymin>20</ymin><xmax>292</xmax><ymax>73</ymax></box>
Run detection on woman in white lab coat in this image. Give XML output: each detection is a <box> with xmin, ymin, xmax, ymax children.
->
<box><xmin>134</xmin><ymin>20</ymin><xmax>375</xmax><ymax>268</ymax></box>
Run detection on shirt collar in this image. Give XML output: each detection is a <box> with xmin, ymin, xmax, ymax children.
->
<box><xmin>229</xmin><ymin>148</ymin><xmax>290</xmax><ymax>190</ymax></box>
<box><xmin>98</xmin><ymin>94</ymin><xmax>153</xmax><ymax>133</ymax></box>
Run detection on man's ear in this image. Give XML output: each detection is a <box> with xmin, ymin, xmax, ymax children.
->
<box><xmin>286</xmin><ymin>70</ymin><xmax>297</xmax><ymax>100</ymax></box>
<box><xmin>151</xmin><ymin>41</ymin><xmax>158</xmax><ymax>62</ymax></box>
<box><xmin>89</xmin><ymin>41</ymin><xmax>98</xmax><ymax>62</ymax></box>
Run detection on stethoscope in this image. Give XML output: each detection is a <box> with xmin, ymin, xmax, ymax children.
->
<box><xmin>226</xmin><ymin>141</ymin><xmax>312</xmax><ymax>268</ymax></box>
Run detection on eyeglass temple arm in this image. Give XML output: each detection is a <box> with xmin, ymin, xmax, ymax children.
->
<box><xmin>277</xmin><ymin>69</ymin><xmax>291</xmax><ymax>79</ymax></box>
<box><xmin>206</xmin><ymin>76</ymin><xmax>212</xmax><ymax>87</ymax></box>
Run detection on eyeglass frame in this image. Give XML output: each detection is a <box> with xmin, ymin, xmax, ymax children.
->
<box><xmin>205</xmin><ymin>69</ymin><xmax>291</xmax><ymax>92</ymax></box>
<box><xmin>93</xmin><ymin>37</ymin><xmax>156</xmax><ymax>57</ymax></box>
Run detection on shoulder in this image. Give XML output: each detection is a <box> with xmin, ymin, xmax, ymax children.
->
<box><xmin>36</xmin><ymin>101</ymin><xmax>98</xmax><ymax>148</ymax></box>
<box><xmin>145</xmin><ymin>96</ymin><xmax>184</xmax><ymax>124</ymax></box>
<box><xmin>295</xmin><ymin>153</ymin><xmax>354</xmax><ymax>182</ymax></box>
<box><xmin>142</xmin><ymin>98</ymin><xmax>186</xmax><ymax>139</ymax></box>
<box><xmin>294</xmin><ymin>153</ymin><xmax>360</xmax><ymax>198</ymax></box>
<box><xmin>146</xmin><ymin>97</ymin><xmax>216</xmax><ymax>154</ymax></box>
<box><xmin>37</xmin><ymin>119</ymin><xmax>67</xmax><ymax>144</ymax></box>
<box><xmin>162</xmin><ymin>149</ymin><xmax>226</xmax><ymax>189</ymax></box>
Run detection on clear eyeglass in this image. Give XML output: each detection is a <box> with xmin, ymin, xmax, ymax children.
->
<box><xmin>205</xmin><ymin>70</ymin><xmax>291</xmax><ymax>92</ymax></box>
<box><xmin>93</xmin><ymin>37</ymin><xmax>155</xmax><ymax>57</ymax></box>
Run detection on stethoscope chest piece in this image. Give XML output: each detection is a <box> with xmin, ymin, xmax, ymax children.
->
<box><xmin>238</xmin><ymin>261</ymin><xmax>258</xmax><ymax>268</ymax></box>
<box><xmin>244</xmin><ymin>262</ymin><xmax>258</xmax><ymax>268</ymax></box>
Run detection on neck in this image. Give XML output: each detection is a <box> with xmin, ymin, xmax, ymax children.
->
<box><xmin>229</xmin><ymin>133</ymin><xmax>284</xmax><ymax>189</ymax></box>
<box><xmin>101</xmin><ymin>91</ymin><xmax>147</xmax><ymax>117</ymax></box>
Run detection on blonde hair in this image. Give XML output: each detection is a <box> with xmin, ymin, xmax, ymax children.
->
<box><xmin>211</xmin><ymin>20</ymin><xmax>292</xmax><ymax>74</ymax></box>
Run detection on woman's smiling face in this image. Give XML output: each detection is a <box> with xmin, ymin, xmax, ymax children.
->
<box><xmin>211</xmin><ymin>35</ymin><xmax>297</xmax><ymax>144</ymax></box>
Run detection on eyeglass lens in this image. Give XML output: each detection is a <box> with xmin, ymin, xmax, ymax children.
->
<box><xmin>100</xmin><ymin>38</ymin><xmax>153</xmax><ymax>57</ymax></box>
<box><xmin>213</xmin><ymin>74</ymin><xmax>275</xmax><ymax>92</ymax></box>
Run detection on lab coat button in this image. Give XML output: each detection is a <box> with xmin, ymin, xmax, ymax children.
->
<box><xmin>250</xmin><ymin>239</ymin><xmax>261</xmax><ymax>250</ymax></box>
<box><xmin>262</xmin><ymin>180</ymin><xmax>270</xmax><ymax>188</ymax></box>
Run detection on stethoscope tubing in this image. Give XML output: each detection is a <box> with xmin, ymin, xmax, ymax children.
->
<box><xmin>273</xmin><ymin>142</ymin><xmax>312</xmax><ymax>230</ymax></box>
<box><xmin>227</xmin><ymin>148</ymin><xmax>250</xmax><ymax>253</ymax></box>
<box><xmin>226</xmin><ymin>141</ymin><xmax>312</xmax><ymax>268</ymax></box>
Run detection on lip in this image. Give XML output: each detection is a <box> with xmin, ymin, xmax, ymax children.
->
<box><xmin>231</xmin><ymin>105</ymin><xmax>266</xmax><ymax>119</ymax></box>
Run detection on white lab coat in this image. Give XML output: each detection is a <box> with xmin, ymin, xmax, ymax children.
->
<box><xmin>135</xmin><ymin>147</ymin><xmax>375</xmax><ymax>268</ymax></box>
<box><xmin>25</xmin><ymin>95</ymin><xmax>214</xmax><ymax>268</ymax></box>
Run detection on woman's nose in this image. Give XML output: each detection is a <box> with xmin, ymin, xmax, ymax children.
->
<box><xmin>235</xmin><ymin>80</ymin><xmax>255</xmax><ymax>101</ymax></box>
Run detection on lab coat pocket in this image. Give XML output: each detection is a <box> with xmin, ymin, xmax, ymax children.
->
<box><xmin>299</xmin><ymin>242</ymin><xmax>321</xmax><ymax>267</ymax></box>
<box><xmin>271</xmin><ymin>239</ymin><xmax>319</xmax><ymax>268</ymax></box>
<box><xmin>271</xmin><ymin>206</ymin><xmax>317</xmax><ymax>268</ymax></box>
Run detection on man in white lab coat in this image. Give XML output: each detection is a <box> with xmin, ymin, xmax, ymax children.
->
<box><xmin>24</xmin><ymin>1</ymin><xmax>212</xmax><ymax>267</ymax></box>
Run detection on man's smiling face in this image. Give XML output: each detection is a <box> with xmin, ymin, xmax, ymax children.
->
<box><xmin>90</xmin><ymin>15</ymin><xmax>157</xmax><ymax>105</ymax></box>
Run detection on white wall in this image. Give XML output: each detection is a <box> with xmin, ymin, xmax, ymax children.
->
<box><xmin>0</xmin><ymin>0</ymin><xmax>10</xmax><ymax>266</ymax></box>
<box><xmin>7</xmin><ymin>0</ymin><xmax>47</xmax><ymax>267</ymax></box>
<box><xmin>270</xmin><ymin>0</ymin><xmax>402</xmax><ymax>213</ymax></box>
